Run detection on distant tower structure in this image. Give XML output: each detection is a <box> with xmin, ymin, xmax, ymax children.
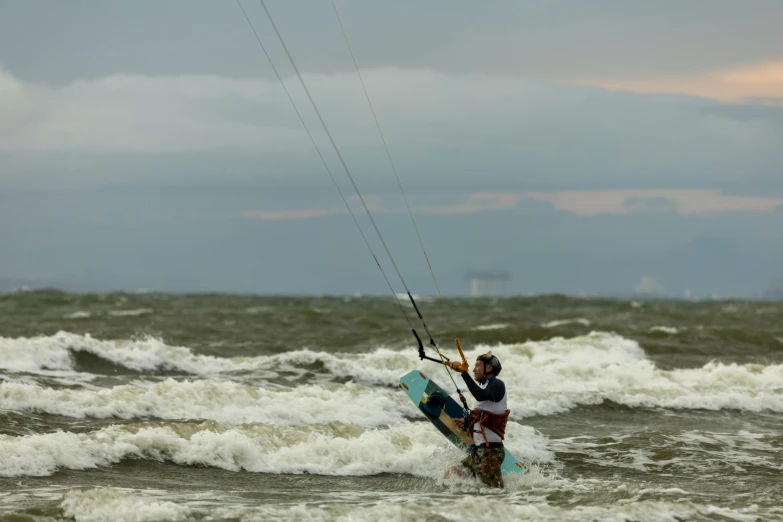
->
<box><xmin>465</xmin><ymin>270</ymin><xmax>511</xmax><ymax>297</ymax></box>
<box><xmin>632</xmin><ymin>276</ymin><xmax>666</xmax><ymax>299</ymax></box>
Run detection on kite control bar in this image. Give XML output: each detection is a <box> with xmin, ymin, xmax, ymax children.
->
<box><xmin>412</xmin><ymin>329</ymin><xmax>469</xmax><ymax>371</ymax></box>
<box><xmin>453</xmin><ymin>338</ymin><xmax>469</xmax><ymax>372</ymax></box>
<box><xmin>412</xmin><ymin>328</ymin><xmax>447</xmax><ymax>363</ymax></box>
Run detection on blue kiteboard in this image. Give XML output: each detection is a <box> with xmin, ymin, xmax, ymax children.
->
<box><xmin>399</xmin><ymin>369</ymin><xmax>526</xmax><ymax>476</ymax></box>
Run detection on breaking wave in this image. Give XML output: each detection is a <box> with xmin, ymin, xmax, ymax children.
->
<box><xmin>43</xmin><ymin>487</ymin><xmax>783</xmax><ymax>522</ymax></box>
<box><xmin>0</xmin><ymin>331</ymin><xmax>411</xmax><ymax>385</ymax></box>
<box><xmin>0</xmin><ymin>420</ymin><xmax>551</xmax><ymax>478</ymax></box>
<box><xmin>2</xmin><ymin>331</ymin><xmax>782</xmax><ymax>419</ymax></box>
<box><xmin>0</xmin><ymin>380</ymin><xmax>416</xmax><ymax>426</ymax></box>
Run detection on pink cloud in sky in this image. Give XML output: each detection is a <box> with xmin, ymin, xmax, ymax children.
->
<box><xmin>574</xmin><ymin>60</ymin><xmax>783</xmax><ymax>105</ymax></box>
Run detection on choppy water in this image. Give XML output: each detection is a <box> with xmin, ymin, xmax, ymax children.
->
<box><xmin>1</xmin><ymin>291</ymin><xmax>781</xmax><ymax>521</ymax></box>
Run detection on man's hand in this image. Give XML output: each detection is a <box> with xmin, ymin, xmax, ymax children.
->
<box><xmin>446</xmin><ymin>360</ymin><xmax>469</xmax><ymax>373</ymax></box>
<box><xmin>454</xmin><ymin>417</ymin><xmax>465</xmax><ymax>429</ymax></box>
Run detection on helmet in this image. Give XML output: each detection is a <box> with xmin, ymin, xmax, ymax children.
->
<box><xmin>476</xmin><ymin>351</ymin><xmax>502</xmax><ymax>375</ymax></box>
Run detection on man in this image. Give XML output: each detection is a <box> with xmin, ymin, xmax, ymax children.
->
<box><xmin>446</xmin><ymin>351</ymin><xmax>509</xmax><ymax>489</ymax></box>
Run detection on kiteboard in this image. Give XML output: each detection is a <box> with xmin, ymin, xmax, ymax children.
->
<box><xmin>399</xmin><ymin>369</ymin><xmax>526</xmax><ymax>476</ymax></box>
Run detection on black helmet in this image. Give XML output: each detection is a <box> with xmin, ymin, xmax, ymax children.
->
<box><xmin>476</xmin><ymin>351</ymin><xmax>502</xmax><ymax>375</ymax></box>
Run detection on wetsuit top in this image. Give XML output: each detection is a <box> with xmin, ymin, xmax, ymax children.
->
<box><xmin>461</xmin><ymin>373</ymin><xmax>507</xmax><ymax>445</ymax></box>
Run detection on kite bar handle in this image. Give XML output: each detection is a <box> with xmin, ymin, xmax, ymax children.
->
<box><xmin>454</xmin><ymin>338</ymin><xmax>468</xmax><ymax>368</ymax></box>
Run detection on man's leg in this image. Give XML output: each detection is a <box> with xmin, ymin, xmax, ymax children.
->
<box><xmin>476</xmin><ymin>447</ymin><xmax>505</xmax><ymax>489</ymax></box>
<box><xmin>443</xmin><ymin>464</ymin><xmax>470</xmax><ymax>479</ymax></box>
<box><xmin>444</xmin><ymin>446</ymin><xmax>478</xmax><ymax>480</ymax></box>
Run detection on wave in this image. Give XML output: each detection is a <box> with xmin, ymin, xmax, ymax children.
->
<box><xmin>493</xmin><ymin>332</ymin><xmax>783</xmax><ymax>416</ymax></box>
<box><xmin>108</xmin><ymin>308</ymin><xmax>153</xmax><ymax>317</ymax></box>
<box><xmin>3</xmin><ymin>331</ymin><xmax>782</xmax><ymax>418</ymax></box>
<box><xmin>472</xmin><ymin>323</ymin><xmax>509</xmax><ymax>331</ymax></box>
<box><xmin>63</xmin><ymin>311</ymin><xmax>92</xmax><ymax>319</ymax></box>
<box><xmin>649</xmin><ymin>325</ymin><xmax>679</xmax><ymax>334</ymax></box>
<box><xmin>0</xmin><ymin>380</ymin><xmax>417</xmax><ymax>426</ymax></box>
<box><xmin>54</xmin><ymin>487</ymin><xmax>775</xmax><ymax>522</ymax></box>
<box><xmin>0</xmin><ymin>331</ymin><xmax>411</xmax><ymax>385</ymax></box>
<box><xmin>0</xmin><ymin>420</ymin><xmax>552</xmax><ymax>478</ymax></box>
<box><xmin>549</xmin><ymin>430</ymin><xmax>782</xmax><ymax>475</ymax></box>
<box><xmin>61</xmin><ymin>489</ymin><xmax>191</xmax><ymax>522</ymax></box>
<box><xmin>0</xmin><ymin>331</ymin><xmax>218</xmax><ymax>374</ymax></box>
<box><xmin>541</xmin><ymin>318</ymin><xmax>591</xmax><ymax>328</ymax></box>
<box><xmin>61</xmin><ymin>309</ymin><xmax>153</xmax><ymax>320</ymax></box>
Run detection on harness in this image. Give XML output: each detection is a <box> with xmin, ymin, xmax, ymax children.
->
<box><xmin>467</xmin><ymin>377</ymin><xmax>511</xmax><ymax>448</ymax></box>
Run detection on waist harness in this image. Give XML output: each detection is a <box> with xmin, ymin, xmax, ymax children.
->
<box><xmin>468</xmin><ymin>408</ymin><xmax>510</xmax><ymax>447</ymax></box>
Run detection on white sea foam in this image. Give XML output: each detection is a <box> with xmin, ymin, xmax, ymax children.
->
<box><xmin>63</xmin><ymin>311</ymin><xmax>92</xmax><ymax>319</ymax></box>
<box><xmin>244</xmin><ymin>306</ymin><xmax>273</xmax><ymax>314</ymax></box>
<box><xmin>56</xmin><ymin>488</ymin><xmax>769</xmax><ymax>522</ymax></box>
<box><xmin>664</xmin><ymin>430</ymin><xmax>783</xmax><ymax>473</ymax></box>
<box><xmin>0</xmin><ymin>379</ymin><xmax>418</xmax><ymax>426</ymax></box>
<box><xmin>109</xmin><ymin>308</ymin><xmax>153</xmax><ymax>317</ymax></box>
<box><xmin>472</xmin><ymin>323</ymin><xmax>509</xmax><ymax>331</ymax></box>
<box><xmin>0</xmin><ymin>369</ymin><xmax>98</xmax><ymax>387</ymax></box>
<box><xmin>218</xmin><ymin>500</ymin><xmax>764</xmax><ymax>522</ymax></box>
<box><xmin>0</xmin><ymin>334</ymin><xmax>81</xmax><ymax>373</ymax></box>
<box><xmin>491</xmin><ymin>332</ymin><xmax>783</xmax><ymax>416</ymax></box>
<box><xmin>649</xmin><ymin>325</ymin><xmax>679</xmax><ymax>334</ymax></box>
<box><xmin>0</xmin><ymin>421</ymin><xmax>553</xmax><ymax>478</ymax></box>
<box><xmin>61</xmin><ymin>488</ymin><xmax>191</xmax><ymax>522</ymax></box>
<box><xmin>549</xmin><ymin>430</ymin><xmax>783</xmax><ymax>475</ymax></box>
<box><xmin>541</xmin><ymin>318</ymin><xmax>591</xmax><ymax>328</ymax></box>
<box><xmin>0</xmin><ymin>486</ymin><xmax>71</xmax><ymax>515</ymax></box>
<box><xmin>0</xmin><ymin>331</ymin><xmax>261</xmax><ymax>374</ymax></box>
<box><xmin>0</xmin><ymin>331</ymin><xmax>411</xmax><ymax>384</ymax></box>
<box><xmin>2</xmin><ymin>331</ymin><xmax>782</xmax><ymax>417</ymax></box>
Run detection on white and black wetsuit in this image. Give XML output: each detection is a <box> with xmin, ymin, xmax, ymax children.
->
<box><xmin>460</xmin><ymin>373</ymin><xmax>507</xmax><ymax>445</ymax></box>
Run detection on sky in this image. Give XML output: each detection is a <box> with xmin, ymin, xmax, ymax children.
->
<box><xmin>1</xmin><ymin>0</ymin><xmax>782</xmax><ymax>297</ymax></box>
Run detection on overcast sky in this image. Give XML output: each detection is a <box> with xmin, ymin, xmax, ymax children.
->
<box><xmin>1</xmin><ymin>1</ymin><xmax>782</xmax><ymax>296</ymax></box>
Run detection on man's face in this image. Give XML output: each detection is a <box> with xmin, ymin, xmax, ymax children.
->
<box><xmin>472</xmin><ymin>359</ymin><xmax>486</xmax><ymax>381</ymax></box>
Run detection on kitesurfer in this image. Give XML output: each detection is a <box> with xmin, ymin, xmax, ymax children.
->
<box><xmin>446</xmin><ymin>351</ymin><xmax>509</xmax><ymax>488</ymax></box>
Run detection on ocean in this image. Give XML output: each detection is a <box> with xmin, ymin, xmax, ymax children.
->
<box><xmin>1</xmin><ymin>290</ymin><xmax>781</xmax><ymax>521</ymax></box>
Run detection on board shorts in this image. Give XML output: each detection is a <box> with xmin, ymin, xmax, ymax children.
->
<box><xmin>461</xmin><ymin>444</ymin><xmax>505</xmax><ymax>489</ymax></box>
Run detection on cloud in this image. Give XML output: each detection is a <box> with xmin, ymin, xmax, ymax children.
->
<box><xmin>0</xmin><ymin>66</ymin><xmax>307</xmax><ymax>153</ymax></box>
<box><xmin>457</xmin><ymin>189</ymin><xmax>783</xmax><ymax>216</ymax></box>
<box><xmin>522</xmin><ymin>189</ymin><xmax>783</xmax><ymax>216</ymax></box>
<box><xmin>576</xmin><ymin>60</ymin><xmax>783</xmax><ymax>105</ymax></box>
<box><xmin>623</xmin><ymin>196</ymin><xmax>678</xmax><ymax>213</ymax></box>
<box><xmin>1</xmin><ymin>65</ymin><xmax>782</xmax><ymax>194</ymax></box>
<box><xmin>241</xmin><ymin>189</ymin><xmax>783</xmax><ymax>220</ymax></box>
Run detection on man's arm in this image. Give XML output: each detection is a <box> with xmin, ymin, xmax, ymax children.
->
<box><xmin>460</xmin><ymin>373</ymin><xmax>505</xmax><ymax>402</ymax></box>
